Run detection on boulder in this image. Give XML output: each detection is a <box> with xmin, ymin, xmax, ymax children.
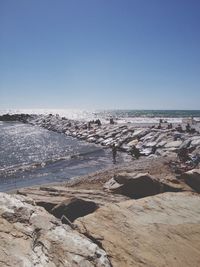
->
<box><xmin>143</xmin><ymin>141</ymin><xmax>157</xmax><ymax>147</ymax></box>
<box><xmin>104</xmin><ymin>172</ymin><xmax>160</xmax><ymax>198</ymax></box>
<box><xmin>103</xmin><ymin>178</ymin><xmax>121</xmax><ymax>191</ymax></box>
<box><xmin>139</xmin><ymin>147</ymin><xmax>153</xmax><ymax>156</ymax></box>
<box><xmin>156</xmin><ymin>140</ymin><xmax>167</xmax><ymax>147</ymax></box>
<box><xmin>179</xmin><ymin>139</ymin><xmax>191</xmax><ymax>149</ymax></box>
<box><xmin>131</xmin><ymin>129</ymin><xmax>149</xmax><ymax>139</ymax></box>
<box><xmin>0</xmin><ymin>192</ymin><xmax>111</xmax><ymax>267</ymax></box>
<box><xmin>191</xmin><ymin>138</ymin><xmax>200</xmax><ymax>146</ymax></box>
<box><xmin>164</xmin><ymin>140</ymin><xmax>182</xmax><ymax>148</ymax></box>
<box><xmin>76</xmin><ymin>192</ymin><xmax>200</xmax><ymax>267</ymax></box>
<box><xmin>180</xmin><ymin>169</ymin><xmax>200</xmax><ymax>193</ymax></box>
<box><xmin>104</xmin><ymin>172</ymin><xmax>182</xmax><ymax>198</ymax></box>
<box><xmin>127</xmin><ymin>139</ymin><xmax>138</xmax><ymax>147</ymax></box>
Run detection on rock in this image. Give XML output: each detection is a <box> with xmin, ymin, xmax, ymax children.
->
<box><xmin>180</xmin><ymin>169</ymin><xmax>200</xmax><ymax>193</ymax></box>
<box><xmin>0</xmin><ymin>113</ymin><xmax>31</xmax><ymax>123</ymax></box>
<box><xmin>156</xmin><ymin>140</ymin><xmax>167</xmax><ymax>147</ymax></box>
<box><xmin>155</xmin><ymin>149</ymin><xmax>177</xmax><ymax>159</ymax></box>
<box><xmin>103</xmin><ymin>178</ymin><xmax>121</xmax><ymax>191</ymax></box>
<box><xmin>76</xmin><ymin>192</ymin><xmax>200</xmax><ymax>267</ymax></box>
<box><xmin>127</xmin><ymin>139</ymin><xmax>138</xmax><ymax>147</ymax></box>
<box><xmin>139</xmin><ymin>147</ymin><xmax>153</xmax><ymax>156</ymax></box>
<box><xmin>0</xmin><ymin>192</ymin><xmax>111</xmax><ymax>267</ymax></box>
<box><xmin>51</xmin><ymin>197</ymin><xmax>98</xmax><ymax>222</ymax></box>
<box><xmin>191</xmin><ymin>138</ymin><xmax>200</xmax><ymax>146</ymax></box>
<box><xmin>131</xmin><ymin>129</ymin><xmax>149</xmax><ymax>139</ymax></box>
<box><xmin>179</xmin><ymin>139</ymin><xmax>191</xmax><ymax>149</ymax></box>
<box><xmin>143</xmin><ymin>141</ymin><xmax>157</xmax><ymax>147</ymax></box>
<box><xmin>104</xmin><ymin>172</ymin><xmax>182</xmax><ymax>198</ymax></box>
<box><xmin>17</xmin><ymin>186</ymin><xmax>129</xmax><ymax>217</ymax></box>
<box><xmin>164</xmin><ymin>140</ymin><xmax>182</xmax><ymax>148</ymax></box>
<box><xmin>141</xmin><ymin>132</ymin><xmax>157</xmax><ymax>143</ymax></box>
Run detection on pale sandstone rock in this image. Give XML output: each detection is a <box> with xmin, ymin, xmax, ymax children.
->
<box><xmin>18</xmin><ymin>186</ymin><xmax>129</xmax><ymax>207</ymax></box>
<box><xmin>76</xmin><ymin>192</ymin><xmax>200</xmax><ymax>267</ymax></box>
<box><xmin>0</xmin><ymin>193</ymin><xmax>111</xmax><ymax>267</ymax></box>
<box><xmin>17</xmin><ymin>187</ymin><xmax>129</xmax><ymax>222</ymax></box>
<box><xmin>127</xmin><ymin>139</ymin><xmax>138</xmax><ymax>147</ymax></box>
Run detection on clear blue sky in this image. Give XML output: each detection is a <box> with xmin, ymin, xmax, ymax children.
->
<box><xmin>0</xmin><ymin>0</ymin><xmax>200</xmax><ymax>110</ymax></box>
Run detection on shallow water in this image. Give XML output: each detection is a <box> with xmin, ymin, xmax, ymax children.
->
<box><xmin>0</xmin><ymin>122</ymin><xmax>127</xmax><ymax>192</ymax></box>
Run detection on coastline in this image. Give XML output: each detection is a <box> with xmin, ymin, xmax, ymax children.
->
<box><xmin>3</xmin><ymin>155</ymin><xmax>200</xmax><ymax>266</ymax></box>
<box><xmin>0</xmin><ymin>112</ymin><xmax>200</xmax><ymax>266</ymax></box>
<box><xmin>1</xmin><ymin>112</ymin><xmax>200</xmax><ymax>191</ymax></box>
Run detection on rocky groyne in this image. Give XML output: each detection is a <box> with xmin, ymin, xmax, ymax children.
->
<box><xmin>1</xmin><ymin>113</ymin><xmax>200</xmax><ymax>170</ymax></box>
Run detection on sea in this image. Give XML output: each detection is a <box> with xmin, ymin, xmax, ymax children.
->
<box><xmin>0</xmin><ymin>109</ymin><xmax>200</xmax><ymax>192</ymax></box>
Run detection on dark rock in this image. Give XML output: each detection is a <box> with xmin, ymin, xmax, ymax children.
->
<box><xmin>0</xmin><ymin>113</ymin><xmax>31</xmax><ymax>123</ymax></box>
<box><xmin>181</xmin><ymin>169</ymin><xmax>200</xmax><ymax>193</ymax></box>
<box><xmin>104</xmin><ymin>172</ymin><xmax>184</xmax><ymax>199</ymax></box>
<box><xmin>105</xmin><ymin>173</ymin><xmax>160</xmax><ymax>198</ymax></box>
<box><xmin>51</xmin><ymin>197</ymin><xmax>98</xmax><ymax>222</ymax></box>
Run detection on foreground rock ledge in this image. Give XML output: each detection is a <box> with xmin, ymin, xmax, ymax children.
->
<box><xmin>76</xmin><ymin>192</ymin><xmax>200</xmax><ymax>267</ymax></box>
<box><xmin>0</xmin><ymin>193</ymin><xmax>111</xmax><ymax>267</ymax></box>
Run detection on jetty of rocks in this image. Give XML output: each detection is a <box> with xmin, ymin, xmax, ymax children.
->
<box><xmin>1</xmin><ymin>113</ymin><xmax>200</xmax><ymax>165</ymax></box>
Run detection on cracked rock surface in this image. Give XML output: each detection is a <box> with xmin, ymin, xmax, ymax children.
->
<box><xmin>76</xmin><ymin>192</ymin><xmax>200</xmax><ymax>267</ymax></box>
<box><xmin>0</xmin><ymin>193</ymin><xmax>111</xmax><ymax>267</ymax></box>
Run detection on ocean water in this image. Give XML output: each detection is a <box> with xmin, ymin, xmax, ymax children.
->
<box><xmin>1</xmin><ymin>108</ymin><xmax>200</xmax><ymax>124</ymax></box>
<box><xmin>0</xmin><ymin>121</ymin><xmax>129</xmax><ymax>192</ymax></box>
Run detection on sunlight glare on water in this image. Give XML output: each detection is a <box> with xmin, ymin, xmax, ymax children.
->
<box><xmin>0</xmin><ymin>121</ymin><xmax>116</xmax><ymax>191</ymax></box>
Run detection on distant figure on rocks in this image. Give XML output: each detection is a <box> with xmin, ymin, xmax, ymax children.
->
<box><xmin>88</xmin><ymin>121</ymin><xmax>91</xmax><ymax>130</ymax></box>
<box><xmin>186</xmin><ymin>123</ymin><xmax>191</xmax><ymax>132</ymax></box>
<box><xmin>176</xmin><ymin>124</ymin><xmax>183</xmax><ymax>133</ymax></box>
<box><xmin>110</xmin><ymin>118</ymin><xmax>114</xmax><ymax>124</ymax></box>
<box><xmin>130</xmin><ymin>145</ymin><xmax>140</xmax><ymax>159</ymax></box>
<box><xmin>95</xmin><ymin>119</ymin><xmax>101</xmax><ymax>126</ymax></box>
<box><xmin>112</xmin><ymin>143</ymin><xmax>117</xmax><ymax>164</ymax></box>
<box><xmin>167</xmin><ymin>123</ymin><xmax>172</xmax><ymax>129</ymax></box>
<box><xmin>157</xmin><ymin>123</ymin><xmax>162</xmax><ymax>129</ymax></box>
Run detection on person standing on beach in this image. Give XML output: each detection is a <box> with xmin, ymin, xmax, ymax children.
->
<box><xmin>112</xmin><ymin>143</ymin><xmax>117</xmax><ymax>164</ymax></box>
